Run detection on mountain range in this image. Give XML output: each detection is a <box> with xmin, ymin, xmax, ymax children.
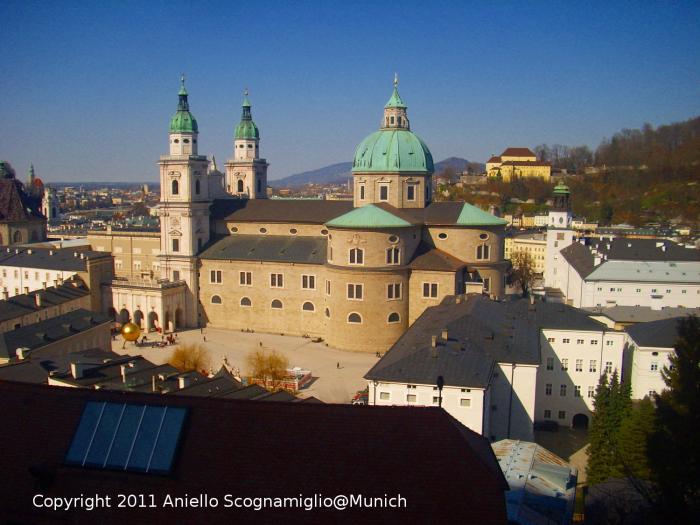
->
<box><xmin>270</xmin><ymin>157</ymin><xmax>483</xmax><ymax>187</ymax></box>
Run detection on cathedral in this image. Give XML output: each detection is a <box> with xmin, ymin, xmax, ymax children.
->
<box><xmin>110</xmin><ymin>77</ymin><xmax>508</xmax><ymax>353</ymax></box>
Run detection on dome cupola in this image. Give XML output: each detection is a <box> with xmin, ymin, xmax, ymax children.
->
<box><xmin>234</xmin><ymin>90</ymin><xmax>260</xmax><ymax>140</ymax></box>
<box><xmin>169</xmin><ymin>75</ymin><xmax>199</xmax><ymax>134</ymax></box>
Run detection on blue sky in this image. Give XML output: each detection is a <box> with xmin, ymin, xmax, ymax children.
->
<box><xmin>1</xmin><ymin>0</ymin><xmax>699</xmax><ymax>182</ymax></box>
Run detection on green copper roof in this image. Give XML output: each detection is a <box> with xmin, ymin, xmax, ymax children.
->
<box><xmin>235</xmin><ymin>90</ymin><xmax>259</xmax><ymax>140</ymax></box>
<box><xmin>169</xmin><ymin>76</ymin><xmax>198</xmax><ymax>133</ymax></box>
<box><xmin>385</xmin><ymin>74</ymin><xmax>407</xmax><ymax>108</ymax></box>
<box><xmin>326</xmin><ymin>204</ymin><xmax>413</xmax><ymax>229</ymax></box>
<box><xmin>553</xmin><ymin>182</ymin><xmax>570</xmax><ymax>195</ymax></box>
<box><xmin>456</xmin><ymin>203</ymin><xmax>508</xmax><ymax>226</ymax></box>
<box><xmin>352</xmin><ymin>129</ymin><xmax>434</xmax><ymax>173</ymax></box>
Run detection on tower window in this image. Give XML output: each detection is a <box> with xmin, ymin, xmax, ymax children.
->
<box><xmin>171</xmin><ymin>179</ymin><xmax>179</xmax><ymax>195</ymax></box>
<box><xmin>172</xmin><ymin>238</ymin><xmax>180</xmax><ymax>252</ymax></box>
<box><xmin>347</xmin><ymin>313</ymin><xmax>362</xmax><ymax>324</ymax></box>
<box><xmin>247</xmin><ymin>144</ymin><xmax>253</xmax><ymax>148</ymax></box>
<box><xmin>386</xmin><ymin>247</ymin><xmax>400</xmax><ymax>265</ymax></box>
<box><xmin>390</xmin><ymin>116</ymin><xmax>395</xmax><ymax>125</ymax></box>
<box><xmin>379</xmin><ymin>185</ymin><xmax>389</xmax><ymax>201</ymax></box>
<box><xmin>359</xmin><ymin>184</ymin><xmax>365</xmax><ymax>200</ymax></box>
<box><xmin>211</xmin><ymin>295</ymin><xmax>222</xmax><ymax>304</ymax></box>
<box><xmin>257</xmin><ymin>179</ymin><xmax>261</xmax><ymax>193</ymax></box>
<box><xmin>173</xmin><ymin>139</ymin><xmax>179</xmax><ymax>143</ymax></box>
<box><xmin>406</xmin><ymin>185</ymin><xmax>415</xmax><ymax>201</ymax></box>
<box><xmin>237</xmin><ymin>180</ymin><xmax>244</xmax><ymax>193</ymax></box>
<box><xmin>240</xmin><ymin>297</ymin><xmax>252</xmax><ymax>307</ymax></box>
<box><xmin>183</xmin><ymin>139</ymin><xmax>190</xmax><ymax>144</ymax></box>
<box><xmin>302</xmin><ymin>301</ymin><xmax>315</xmax><ymax>312</ymax></box>
<box><xmin>397</xmin><ymin>116</ymin><xmax>402</xmax><ymax>126</ymax></box>
<box><xmin>195</xmin><ymin>179</ymin><xmax>200</xmax><ymax>194</ymax></box>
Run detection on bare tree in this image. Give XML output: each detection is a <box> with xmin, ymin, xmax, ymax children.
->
<box><xmin>169</xmin><ymin>344</ymin><xmax>211</xmax><ymax>372</ymax></box>
<box><xmin>246</xmin><ymin>349</ymin><xmax>290</xmax><ymax>391</ymax></box>
<box><xmin>510</xmin><ymin>250</ymin><xmax>536</xmax><ymax>297</ymax></box>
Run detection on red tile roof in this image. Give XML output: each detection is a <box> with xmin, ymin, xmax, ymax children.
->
<box><xmin>0</xmin><ymin>380</ymin><xmax>507</xmax><ymax>524</ymax></box>
<box><xmin>501</xmin><ymin>147</ymin><xmax>536</xmax><ymax>158</ymax></box>
<box><xmin>487</xmin><ymin>156</ymin><xmax>502</xmax><ymax>163</ymax></box>
<box><xmin>500</xmin><ymin>160</ymin><xmax>551</xmax><ymax>167</ymax></box>
<box><xmin>0</xmin><ymin>179</ymin><xmax>44</xmax><ymax>223</ymax></box>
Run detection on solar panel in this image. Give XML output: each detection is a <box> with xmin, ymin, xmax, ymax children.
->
<box><xmin>65</xmin><ymin>401</ymin><xmax>187</xmax><ymax>474</ymax></box>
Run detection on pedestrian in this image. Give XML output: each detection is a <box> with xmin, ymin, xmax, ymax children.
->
<box><xmin>200</xmin><ymin>327</ymin><xmax>203</xmax><ymax>334</ymax></box>
<box><xmin>203</xmin><ymin>335</ymin><xmax>207</xmax><ymax>342</ymax></box>
<box><xmin>337</xmin><ymin>362</ymin><xmax>340</xmax><ymax>369</ymax></box>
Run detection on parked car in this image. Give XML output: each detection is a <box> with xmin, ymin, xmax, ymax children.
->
<box><xmin>351</xmin><ymin>388</ymin><xmax>369</xmax><ymax>405</ymax></box>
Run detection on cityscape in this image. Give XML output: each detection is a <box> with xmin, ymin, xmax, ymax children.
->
<box><xmin>1</xmin><ymin>1</ymin><xmax>699</xmax><ymax>524</ymax></box>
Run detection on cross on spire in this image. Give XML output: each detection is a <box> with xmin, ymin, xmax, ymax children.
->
<box><xmin>394</xmin><ymin>72</ymin><xmax>399</xmax><ymax>88</ymax></box>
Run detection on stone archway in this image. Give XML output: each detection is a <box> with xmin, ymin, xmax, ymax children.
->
<box><xmin>175</xmin><ymin>307</ymin><xmax>184</xmax><ymax>331</ymax></box>
<box><xmin>133</xmin><ymin>309</ymin><xmax>144</xmax><ymax>328</ymax></box>
<box><xmin>164</xmin><ymin>311</ymin><xmax>173</xmax><ymax>333</ymax></box>
<box><xmin>572</xmin><ymin>413</ymin><xmax>589</xmax><ymax>430</ymax></box>
<box><xmin>118</xmin><ymin>308</ymin><xmax>130</xmax><ymax>325</ymax></box>
<box><xmin>108</xmin><ymin>307</ymin><xmax>117</xmax><ymax>321</ymax></box>
<box><xmin>147</xmin><ymin>311</ymin><xmax>159</xmax><ymax>331</ymax></box>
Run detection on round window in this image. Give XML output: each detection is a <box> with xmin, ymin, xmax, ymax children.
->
<box><xmin>479</xmin><ymin>233</ymin><xmax>489</xmax><ymax>240</ymax></box>
<box><xmin>321</xmin><ymin>229</ymin><xmax>328</xmax><ymax>235</ymax></box>
<box><xmin>260</xmin><ymin>227</ymin><xmax>267</xmax><ymax>234</ymax></box>
<box><xmin>388</xmin><ymin>235</ymin><xmax>399</xmax><ymax>243</ymax></box>
<box><xmin>559</xmin><ymin>217</ymin><xmax>563</xmax><ymax>224</ymax></box>
<box><xmin>231</xmin><ymin>226</ymin><xmax>238</xmax><ymax>233</ymax></box>
<box><xmin>290</xmin><ymin>228</ymin><xmax>298</xmax><ymax>235</ymax></box>
<box><xmin>438</xmin><ymin>232</ymin><xmax>448</xmax><ymax>240</ymax></box>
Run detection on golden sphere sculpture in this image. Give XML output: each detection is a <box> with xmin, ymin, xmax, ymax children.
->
<box><xmin>121</xmin><ymin>322</ymin><xmax>141</xmax><ymax>342</ymax></box>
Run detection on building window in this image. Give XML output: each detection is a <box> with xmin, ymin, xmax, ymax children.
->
<box><xmin>270</xmin><ymin>273</ymin><xmax>283</xmax><ymax>288</ymax></box>
<box><xmin>347</xmin><ymin>312</ymin><xmax>362</xmax><ymax>324</ymax></box>
<box><xmin>432</xmin><ymin>396</ymin><xmax>440</xmax><ymax>405</ymax></box>
<box><xmin>560</xmin><ymin>385</ymin><xmax>567</xmax><ymax>396</ymax></box>
<box><xmin>379</xmin><ymin>185</ymin><xmax>389</xmax><ymax>201</ymax></box>
<box><xmin>483</xmin><ymin>278</ymin><xmax>491</xmax><ymax>292</ymax></box>
<box><xmin>379</xmin><ymin>392</ymin><xmax>390</xmax><ymax>401</ymax></box>
<box><xmin>240</xmin><ymin>271</ymin><xmax>252</xmax><ymax>286</ymax></box>
<box><xmin>325</xmin><ymin>280</ymin><xmax>331</xmax><ymax>295</ymax></box>
<box><xmin>302</xmin><ymin>274</ymin><xmax>316</xmax><ymax>290</ymax></box>
<box><xmin>438</xmin><ymin>232</ymin><xmax>448</xmax><ymax>240</ymax></box>
<box><xmin>558</xmin><ymin>411</ymin><xmax>566</xmax><ymax>420</ymax></box>
<box><xmin>576</xmin><ymin>359</ymin><xmax>583</xmax><ymax>372</ymax></box>
<box><xmin>563</xmin><ymin>338</ymin><xmax>570</xmax><ymax>344</ymax></box>
<box><xmin>588</xmin><ymin>386</ymin><xmax>595</xmax><ymax>398</ymax></box>
<box><xmin>172</xmin><ymin>238</ymin><xmax>180</xmax><ymax>252</ymax></box>
<box><xmin>324</xmin><ymin>307</ymin><xmax>330</xmax><ymax>318</ymax></box>
<box><xmin>387</xmin><ymin>312</ymin><xmax>400</xmax><ymax>323</ymax></box>
<box><xmin>386</xmin><ymin>247</ymin><xmax>400</xmax><ymax>265</ymax></box>
<box><xmin>422</xmin><ymin>282</ymin><xmax>438</xmax><ymax>298</ymax></box>
<box><xmin>406</xmin><ymin>185</ymin><xmax>416</xmax><ymax>201</ymax></box>
<box><xmin>271</xmin><ymin>299</ymin><xmax>283</xmax><ymax>309</ymax></box>
<box><xmin>577</xmin><ymin>339</ymin><xmax>584</xmax><ymax>345</ymax></box>
<box><xmin>172</xmin><ymin>270</ymin><xmax>180</xmax><ymax>281</ymax></box>
<box><xmin>171</xmin><ymin>179</ymin><xmax>179</xmax><ymax>195</ymax></box>
<box><xmin>347</xmin><ymin>283</ymin><xmax>363</xmax><ymax>300</ymax></box>
<box><xmin>605</xmin><ymin>361</ymin><xmax>613</xmax><ymax>374</ymax></box>
<box><xmin>476</xmin><ymin>244</ymin><xmax>490</xmax><ymax>260</ymax></box>
<box><xmin>606</xmin><ymin>340</ymin><xmax>614</xmax><ymax>346</ymax></box>
<box><xmin>349</xmin><ymin>248</ymin><xmax>364</xmax><ymax>265</ymax></box>
<box><xmin>545</xmin><ymin>384</ymin><xmax>552</xmax><ymax>396</ymax></box>
<box><xmin>210</xmin><ymin>270</ymin><xmax>222</xmax><ymax>284</ymax></box>
<box><xmin>359</xmin><ymin>184</ymin><xmax>365</xmax><ymax>200</ymax></box>
<box><xmin>211</xmin><ymin>295</ymin><xmax>222</xmax><ymax>304</ymax></box>
<box><xmin>240</xmin><ymin>297</ymin><xmax>251</xmax><ymax>307</ymax></box>
<box><xmin>574</xmin><ymin>385</ymin><xmax>581</xmax><ymax>397</ymax></box>
<box><xmin>546</xmin><ymin>357</ymin><xmax>554</xmax><ymax>370</ymax></box>
<box><xmin>387</xmin><ymin>282</ymin><xmax>402</xmax><ymax>300</ymax></box>
<box><xmin>591</xmin><ymin>339</ymin><xmax>598</xmax><ymax>345</ymax></box>
<box><xmin>561</xmin><ymin>358</ymin><xmax>568</xmax><ymax>371</ymax></box>
<box><xmin>650</xmin><ymin>362</ymin><xmax>658</xmax><ymax>371</ymax></box>
<box><xmin>590</xmin><ymin>360</ymin><xmax>597</xmax><ymax>373</ymax></box>
<box><xmin>544</xmin><ymin>409</ymin><xmax>552</xmax><ymax>419</ymax></box>
<box><xmin>406</xmin><ymin>394</ymin><xmax>416</xmax><ymax>403</ymax></box>
<box><xmin>547</xmin><ymin>337</ymin><xmax>555</xmax><ymax>343</ymax></box>
<box><xmin>195</xmin><ymin>179</ymin><xmax>200</xmax><ymax>195</ymax></box>
<box><xmin>648</xmin><ymin>390</ymin><xmax>657</xmax><ymax>397</ymax></box>
<box><xmin>460</xmin><ymin>399</ymin><xmax>471</xmax><ymax>407</ymax></box>
<box><xmin>302</xmin><ymin>301</ymin><xmax>315</xmax><ymax>312</ymax></box>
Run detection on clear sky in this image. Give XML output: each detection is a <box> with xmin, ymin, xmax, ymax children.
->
<box><xmin>1</xmin><ymin>0</ymin><xmax>699</xmax><ymax>183</ymax></box>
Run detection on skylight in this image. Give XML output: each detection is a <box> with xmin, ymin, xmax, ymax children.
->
<box><xmin>65</xmin><ymin>401</ymin><xmax>187</xmax><ymax>474</ymax></box>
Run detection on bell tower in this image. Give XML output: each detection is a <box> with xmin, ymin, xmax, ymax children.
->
<box><xmin>158</xmin><ymin>75</ymin><xmax>211</xmax><ymax>328</ymax></box>
<box><xmin>544</xmin><ymin>182</ymin><xmax>576</xmax><ymax>289</ymax></box>
<box><xmin>225</xmin><ymin>90</ymin><xmax>269</xmax><ymax>198</ymax></box>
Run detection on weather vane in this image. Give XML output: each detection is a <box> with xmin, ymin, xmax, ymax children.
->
<box><xmin>394</xmin><ymin>72</ymin><xmax>399</xmax><ymax>87</ymax></box>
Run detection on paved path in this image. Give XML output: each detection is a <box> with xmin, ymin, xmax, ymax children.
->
<box><xmin>112</xmin><ymin>327</ymin><xmax>379</xmax><ymax>404</ymax></box>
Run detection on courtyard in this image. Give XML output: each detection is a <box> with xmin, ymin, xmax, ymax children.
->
<box><xmin>112</xmin><ymin>326</ymin><xmax>379</xmax><ymax>404</ymax></box>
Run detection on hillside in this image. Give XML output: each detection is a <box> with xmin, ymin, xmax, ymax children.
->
<box><xmin>271</xmin><ymin>157</ymin><xmax>482</xmax><ymax>188</ymax></box>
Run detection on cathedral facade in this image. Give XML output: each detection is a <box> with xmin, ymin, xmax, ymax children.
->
<box><xmin>116</xmin><ymin>77</ymin><xmax>508</xmax><ymax>353</ymax></box>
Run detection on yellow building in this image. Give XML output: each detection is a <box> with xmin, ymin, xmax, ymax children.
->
<box><xmin>504</xmin><ymin>231</ymin><xmax>547</xmax><ymax>274</ymax></box>
<box><xmin>486</xmin><ymin>147</ymin><xmax>551</xmax><ymax>182</ymax></box>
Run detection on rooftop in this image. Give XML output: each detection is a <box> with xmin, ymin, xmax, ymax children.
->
<box><xmin>627</xmin><ymin>316</ymin><xmax>686</xmax><ymax>348</ymax></box>
<box><xmin>0</xmin><ymin>276</ymin><xmax>90</xmax><ymax>322</ymax></box>
<box><xmin>199</xmin><ymin>234</ymin><xmax>326</xmax><ymax>265</ymax></box>
<box><xmin>0</xmin><ymin>246</ymin><xmax>110</xmax><ymax>271</ymax></box>
<box><xmin>590</xmin><ymin>237</ymin><xmax>699</xmax><ymax>262</ymax></box>
<box><xmin>584</xmin><ymin>305</ymin><xmax>700</xmax><ymax>324</ymax></box>
<box><xmin>586</xmin><ymin>260</ymin><xmax>700</xmax><ymax>283</ymax></box>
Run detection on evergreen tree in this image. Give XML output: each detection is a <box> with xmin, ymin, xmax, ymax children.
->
<box><xmin>587</xmin><ymin>373</ymin><xmax>613</xmax><ymax>484</ymax></box>
<box><xmin>649</xmin><ymin>316</ymin><xmax>700</xmax><ymax>519</ymax></box>
<box><xmin>613</xmin><ymin>397</ymin><xmax>656</xmax><ymax>480</ymax></box>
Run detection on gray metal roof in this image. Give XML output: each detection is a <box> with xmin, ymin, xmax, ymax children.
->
<box><xmin>586</xmin><ymin>260</ymin><xmax>700</xmax><ymax>283</ymax></box>
<box><xmin>0</xmin><ymin>246</ymin><xmax>110</xmax><ymax>271</ymax></box>
<box><xmin>627</xmin><ymin>317</ymin><xmax>686</xmax><ymax>348</ymax></box>
<box><xmin>366</xmin><ymin>295</ymin><xmax>607</xmax><ymax>388</ymax></box>
<box><xmin>409</xmin><ymin>242</ymin><xmax>466</xmax><ymax>272</ymax></box>
<box><xmin>211</xmin><ymin>198</ymin><xmax>353</xmax><ymax>224</ymax></box>
<box><xmin>0</xmin><ymin>277</ymin><xmax>90</xmax><ymax>322</ymax></box>
<box><xmin>0</xmin><ymin>309</ymin><xmax>110</xmax><ymax>359</ymax></box>
<box><xmin>590</xmin><ymin>237</ymin><xmax>699</xmax><ymax>262</ymax></box>
<box><xmin>199</xmin><ymin>234</ymin><xmax>326</xmax><ymax>265</ymax></box>
<box><xmin>584</xmin><ymin>305</ymin><xmax>700</xmax><ymax>324</ymax></box>
<box><xmin>560</xmin><ymin>242</ymin><xmax>596</xmax><ymax>278</ymax></box>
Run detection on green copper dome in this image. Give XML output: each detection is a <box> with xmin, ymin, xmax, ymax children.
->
<box><xmin>169</xmin><ymin>76</ymin><xmax>198</xmax><ymax>133</ymax></box>
<box><xmin>352</xmin><ymin>129</ymin><xmax>434</xmax><ymax>173</ymax></box>
<box><xmin>553</xmin><ymin>181</ymin><xmax>570</xmax><ymax>195</ymax></box>
<box><xmin>234</xmin><ymin>90</ymin><xmax>259</xmax><ymax>140</ymax></box>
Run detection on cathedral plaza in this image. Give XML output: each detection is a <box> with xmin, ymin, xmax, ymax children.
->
<box><xmin>111</xmin><ymin>327</ymin><xmax>378</xmax><ymax>403</ymax></box>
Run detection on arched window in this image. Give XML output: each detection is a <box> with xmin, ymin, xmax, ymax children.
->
<box><xmin>171</xmin><ymin>179</ymin><xmax>179</xmax><ymax>195</ymax></box>
<box><xmin>240</xmin><ymin>297</ymin><xmax>251</xmax><ymax>307</ymax></box>
<box><xmin>302</xmin><ymin>301</ymin><xmax>315</xmax><ymax>312</ymax></box>
<box><xmin>386</xmin><ymin>247</ymin><xmax>400</xmax><ymax>265</ymax></box>
<box><xmin>349</xmin><ymin>248</ymin><xmax>364</xmax><ymax>265</ymax></box>
<box><xmin>347</xmin><ymin>312</ymin><xmax>362</xmax><ymax>324</ymax></box>
<box><xmin>13</xmin><ymin>231</ymin><xmax>22</xmax><ymax>243</ymax></box>
<box><xmin>271</xmin><ymin>299</ymin><xmax>283</xmax><ymax>309</ymax></box>
<box><xmin>325</xmin><ymin>308</ymin><xmax>330</xmax><ymax>318</ymax></box>
<box><xmin>387</xmin><ymin>312</ymin><xmax>400</xmax><ymax>323</ymax></box>
<box><xmin>195</xmin><ymin>179</ymin><xmax>200</xmax><ymax>194</ymax></box>
<box><xmin>237</xmin><ymin>179</ymin><xmax>244</xmax><ymax>192</ymax></box>
<box><xmin>211</xmin><ymin>295</ymin><xmax>222</xmax><ymax>304</ymax></box>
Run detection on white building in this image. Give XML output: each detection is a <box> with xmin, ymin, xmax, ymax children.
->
<box><xmin>365</xmin><ymin>295</ymin><xmax>626</xmax><ymax>440</ymax></box>
<box><xmin>544</xmin><ymin>183</ymin><xmax>576</xmax><ymax>292</ymax></box>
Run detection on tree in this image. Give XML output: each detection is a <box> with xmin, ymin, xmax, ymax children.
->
<box><xmin>169</xmin><ymin>344</ymin><xmax>211</xmax><ymax>372</ymax></box>
<box><xmin>648</xmin><ymin>316</ymin><xmax>700</xmax><ymax>519</ymax></box>
<box><xmin>510</xmin><ymin>250</ymin><xmax>536</xmax><ymax>297</ymax></box>
<box><xmin>246</xmin><ymin>349</ymin><xmax>289</xmax><ymax>391</ymax></box>
<box><xmin>614</xmin><ymin>397</ymin><xmax>656</xmax><ymax>480</ymax></box>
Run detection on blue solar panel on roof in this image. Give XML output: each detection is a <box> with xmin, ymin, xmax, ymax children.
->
<box><xmin>65</xmin><ymin>401</ymin><xmax>187</xmax><ymax>474</ymax></box>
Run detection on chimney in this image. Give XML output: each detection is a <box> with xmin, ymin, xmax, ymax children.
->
<box><xmin>661</xmin><ymin>245</ymin><xmax>666</xmax><ymax>252</ymax></box>
<box><xmin>49</xmin><ymin>249</ymin><xmax>54</xmax><ymax>256</ymax></box>
<box><xmin>152</xmin><ymin>375</ymin><xmax>157</xmax><ymax>392</ymax></box>
<box><xmin>80</xmin><ymin>253</ymin><xmax>85</xmax><ymax>259</ymax></box>
<box><xmin>594</xmin><ymin>255</ymin><xmax>601</xmax><ymax>266</ymax></box>
<box><xmin>120</xmin><ymin>362</ymin><xmax>135</xmax><ymax>383</ymax></box>
<box><xmin>35</xmin><ymin>293</ymin><xmax>42</xmax><ymax>308</ymax></box>
<box><xmin>73</xmin><ymin>252</ymin><xmax>78</xmax><ymax>257</ymax></box>
<box><xmin>27</xmin><ymin>249</ymin><xmax>32</xmax><ymax>255</ymax></box>
<box><xmin>53</xmin><ymin>279</ymin><xmax>58</xmax><ymax>287</ymax></box>
<box><xmin>455</xmin><ymin>295</ymin><xmax>462</xmax><ymax>304</ymax></box>
<box><xmin>431</xmin><ymin>335</ymin><xmax>438</xmax><ymax>348</ymax></box>
<box><xmin>178</xmin><ymin>375</ymin><xmax>192</xmax><ymax>389</ymax></box>
<box><xmin>15</xmin><ymin>347</ymin><xmax>30</xmax><ymax>360</ymax></box>
<box><xmin>70</xmin><ymin>362</ymin><xmax>84</xmax><ymax>379</ymax></box>
<box><xmin>441</xmin><ymin>329</ymin><xmax>449</xmax><ymax>341</ymax></box>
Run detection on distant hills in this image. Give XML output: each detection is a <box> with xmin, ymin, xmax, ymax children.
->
<box><xmin>270</xmin><ymin>157</ymin><xmax>484</xmax><ymax>187</ymax></box>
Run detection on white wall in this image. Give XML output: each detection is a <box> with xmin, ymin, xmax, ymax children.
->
<box><xmin>487</xmin><ymin>363</ymin><xmax>537</xmax><ymax>441</ymax></box>
<box><xmin>628</xmin><ymin>342</ymin><xmax>673</xmax><ymax>399</ymax></box>
<box><xmin>583</xmin><ymin>281</ymin><xmax>700</xmax><ymax>310</ymax></box>
<box><xmin>0</xmin><ymin>265</ymin><xmax>78</xmax><ymax>297</ymax></box>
